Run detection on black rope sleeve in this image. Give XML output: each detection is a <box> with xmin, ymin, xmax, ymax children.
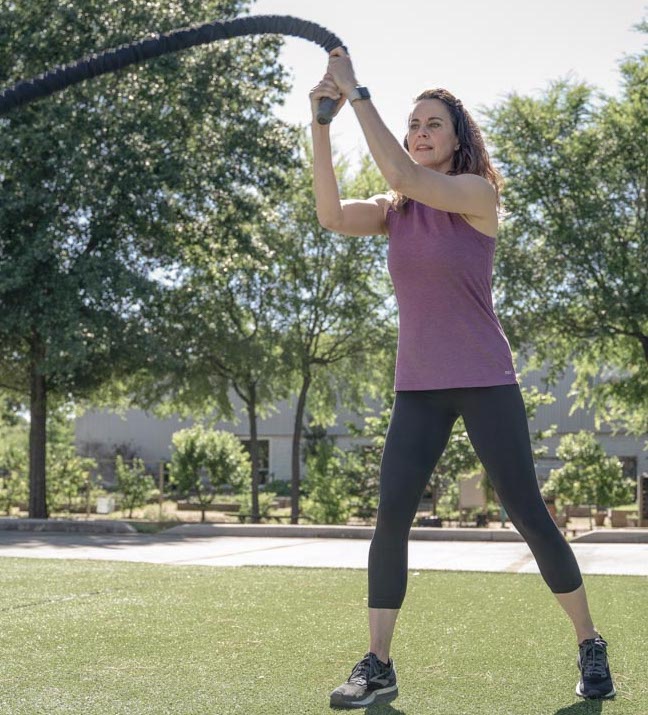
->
<box><xmin>0</xmin><ymin>15</ymin><xmax>347</xmax><ymax>124</ymax></box>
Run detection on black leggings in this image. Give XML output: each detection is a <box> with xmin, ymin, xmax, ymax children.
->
<box><xmin>368</xmin><ymin>383</ymin><xmax>583</xmax><ymax>609</ymax></box>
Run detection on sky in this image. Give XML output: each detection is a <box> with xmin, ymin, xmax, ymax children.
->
<box><xmin>247</xmin><ymin>0</ymin><xmax>646</xmax><ymax>170</ymax></box>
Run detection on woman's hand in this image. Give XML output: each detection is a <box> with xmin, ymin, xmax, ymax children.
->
<box><xmin>326</xmin><ymin>47</ymin><xmax>359</xmax><ymax>97</ymax></box>
<box><xmin>309</xmin><ymin>72</ymin><xmax>346</xmax><ymax>123</ymax></box>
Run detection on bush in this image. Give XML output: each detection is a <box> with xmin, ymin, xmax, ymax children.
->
<box><xmin>236</xmin><ymin>491</ymin><xmax>276</xmax><ymax>521</ymax></box>
<box><xmin>0</xmin><ymin>432</ymin><xmax>28</xmax><ymax>515</ymax></box>
<box><xmin>262</xmin><ymin>479</ymin><xmax>291</xmax><ymax>496</ymax></box>
<box><xmin>300</xmin><ymin>440</ymin><xmax>353</xmax><ymax>525</ymax></box>
<box><xmin>47</xmin><ymin>446</ymin><xmax>99</xmax><ymax>515</ymax></box>
<box><xmin>436</xmin><ymin>480</ymin><xmax>460</xmax><ymax>519</ymax></box>
<box><xmin>169</xmin><ymin>425</ymin><xmax>251</xmax><ymax>522</ymax></box>
<box><xmin>541</xmin><ymin>431</ymin><xmax>636</xmax><ymax>514</ymax></box>
<box><xmin>115</xmin><ymin>456</ymin><xmax>159</xmax><ymax>519</ymax></box>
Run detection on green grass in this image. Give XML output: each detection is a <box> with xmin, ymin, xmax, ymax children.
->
<box><xmin>0</xmin><ymin>559</ymin><xmax>646</xmax><ymax>715</ymax></box>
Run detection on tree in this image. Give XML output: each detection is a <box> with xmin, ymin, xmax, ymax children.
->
<box><xmin>131</xmin><ymin>136</ymin><xmax>395</xmax><ymax>524</ymax></box>
<box><xmin>115</xmin><ymin>455</ymin><xmax>158</xmax><ymax>519</ymax></box>
<box><xmin>481</xmin><ymin>21</ymin><xmax>647</xmax><ymax>436</ymax></box>
<box><xmin>277</xmin><ymin>139</ymin><xmax>395</xmax><ymax>523</ymax></box>
<box><xmin>0</xmin><ymin>0</ymin><xmax>295</xmax><ymax>517</ymax></box>
<box><xmin>169</xmin><ymin>425</ymin><xmax>251</xmax><ymax>522</ymax></box>
<box><xmin>541</xmin><ymin>431</ymin><xmax>636</xmax><ymax>530</ymax></box>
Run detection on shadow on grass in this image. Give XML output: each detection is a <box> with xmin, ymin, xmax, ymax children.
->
<box><xmin>330</xmin><ymin>706</ymin><xmax>406</xmax><ymax>714</ymax></box>
<box><xmin>555</xmin><ymin>697</ymin><xmax>614</xmax><ymax>713</ymax></box>
<box><xmin>330</xmin><ymin>696</ymin><xmax>616</xmax><ymax>714</ymax></box>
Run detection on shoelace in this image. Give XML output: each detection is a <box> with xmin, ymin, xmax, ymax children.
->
<box><xmin>580</xmin><ymin>638</ymin><xmax>609</xmax><ymax>679</ymax></box>
<box><xmin>348</xmin><ymin>654</ymin><xmax>381</xmax><ymax>686</ymax></box>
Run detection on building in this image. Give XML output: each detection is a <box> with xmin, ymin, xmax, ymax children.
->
<box><xmin>74</xmin><ymin>356</ymin><xmax>646</xmax><ymax>497</ymax></box>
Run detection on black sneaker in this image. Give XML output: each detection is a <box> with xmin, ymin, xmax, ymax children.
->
<box><xmin>576</xmin><ymin>633</ymin><xmax>616</xmax><ymax>699</ymax></box>
<box><xmin>329</xmin><ymin>651</ymin><xmax>398</xmax><ymax>709</ymax></box>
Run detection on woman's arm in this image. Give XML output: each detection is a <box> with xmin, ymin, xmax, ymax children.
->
<box><xmin>310</xmin><ymin>74</ymin><xmax>389</xmax><ymax>236</ymax></box>
<box><xmin>326</xmin><ymin>49</ymin><xmax>495</xmax><ymax>218</ymax></box>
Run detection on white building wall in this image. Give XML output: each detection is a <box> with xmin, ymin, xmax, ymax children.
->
<box><xmin>75</xmin><ymin>354</ymin><xmax>646</xmax><ymax>489</ymax></box>
<box><xmin>518</xmin><ymin>357</ymin><xmax>647</xmax><ymax>485</ymax></box>
<box><xmin>75</xmin><ymin>392</ymin><xmax>381</xmax><ymax>484</ymax></box>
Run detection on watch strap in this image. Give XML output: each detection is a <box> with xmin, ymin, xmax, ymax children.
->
<box><xmin>348</xmin><ymin>86</ymin><xmax>371</xmax><ymax>103</ymax></box>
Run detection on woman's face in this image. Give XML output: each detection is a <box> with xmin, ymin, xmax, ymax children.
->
<box><xmin>406</xmin><ymin>98</ymin><xmax>460</xmax><ymax>173</ymax></box>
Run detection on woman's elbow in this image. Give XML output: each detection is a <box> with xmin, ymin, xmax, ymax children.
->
<box><xmin>317</xmin><ymin>212</ymin><xmax>341</xmax><ymax>231</ymax></box>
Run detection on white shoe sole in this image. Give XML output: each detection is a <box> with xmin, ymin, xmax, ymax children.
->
<box><xmin>330</xmin><ymin>684</ymin><xmax>398</xmax><ymax>708</ymax></box>
<box><xmin>576</xmin><ymin>681</ymin><xmax>616</xmax><ymax>699</ymax></box>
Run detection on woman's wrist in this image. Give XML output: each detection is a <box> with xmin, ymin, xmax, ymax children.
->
<box><xmin>341</xmin><ymin>80</ymin><xmax>359</xmax><ymax>97</ymax></box>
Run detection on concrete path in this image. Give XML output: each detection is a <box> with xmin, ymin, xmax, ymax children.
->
<box><xmin>1</xmin><ymin>529</ymin><xmax>647</xmax><ymax>577</ymax></box>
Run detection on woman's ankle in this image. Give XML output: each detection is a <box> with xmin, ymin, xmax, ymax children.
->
<box><xmin>371</xmin><ymin>651</ymin><xmax>390</xmax><ymax>665</ymax></box>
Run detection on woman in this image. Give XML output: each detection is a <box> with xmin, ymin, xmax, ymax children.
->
<box><xmin>309</xmin><ymin>49</ymin><xmax>616</xmax><ymax>709</ymax></box>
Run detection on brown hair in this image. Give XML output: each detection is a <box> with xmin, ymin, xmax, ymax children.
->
<box><xmin>389</xmin><ymin>88</ymin><xmax>505</xmax><ymax>215</ymax></box>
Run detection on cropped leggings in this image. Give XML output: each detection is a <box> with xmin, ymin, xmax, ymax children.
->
<box><xmin>368</xmin><ymin>383</ymin><xmax>583</xmax><ymax>609</ymax></box>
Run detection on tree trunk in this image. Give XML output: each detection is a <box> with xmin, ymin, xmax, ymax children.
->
<box><xmin>28</xmin><ymin>332</ymin><xmax>48</xmax><ymax>519</ymax></box>
<box><xmin>431</xmin><ymin>475</ymin><xmax>439</xmax><ymax>517</ymax></box>
<box><xmin>640</xmin><ymin>333</ymin><xmax>648</xmax><ymax>364</ymax></box>
<box><xmin>247</xmin><ymin>392</ymin><xmax>261</xmax><ymax>524</ymax></box>
<box><xmin>291</xmin><ymin>375</ymin><xmax>311</xmax><ymax>524</ymax></box>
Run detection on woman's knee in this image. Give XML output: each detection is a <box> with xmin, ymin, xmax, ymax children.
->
<box><xmin>375</xmin><ymin>491</ymin><xmax>416</xmax><ymax>533</ymax></box>
<box><xmin>507</xmin><ymin>502</ymin><xmax>558</xmax><ymax>541</ymax></box>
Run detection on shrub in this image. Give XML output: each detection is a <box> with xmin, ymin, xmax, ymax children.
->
<box><xmin>0</xmin><ymin>428</ymin><xmax>29</xmax><ymax>516</ymax></box>
<box><xmin>236</xmin><ymin>491</ymin><xmax>276</xmax><ymax>521</ymax></box>
<box><xmin>263</xmin><ymin>478</ymin><xmax>291</xmax><ymax>496</ymax></box>
<box><xmin>541</xmin><ymin>431</ymin><xmax>636</xmax><ymax>523</ymax></box>
<box><xmin>47</xmin><ymin>444</ymin><xmax>99</xmax><ymax>514</ymax></box>
<box><xmin>169</xmin><ymin>425</ymin><xmax>251</xmax><ymax>522</ymax></box>
<box><xmin>115</xmin><ymin>456</ymin><xmax>159</xmax><ymax>519</ymax></box>
<box><xmin>300</xmin><ymin>440</ymin><xmax>353</xmax><ymax>525</ymax></box>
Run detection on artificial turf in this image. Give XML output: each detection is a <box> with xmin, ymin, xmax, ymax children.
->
<box><xmin>0</xmin><ymin>558</ymin><xmax>645</xmax><ymax>714</ymax></box>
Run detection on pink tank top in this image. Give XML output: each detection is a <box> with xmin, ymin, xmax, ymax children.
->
<box><xmin>386</xmin><ymin>198</ymin><xmax>518</xmax><ymax>391</ymax></box>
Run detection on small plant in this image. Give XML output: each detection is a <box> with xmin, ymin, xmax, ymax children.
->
<box><xmin>169</xmin><ymin>425</ymin><xmax>251</xmax><ymax>522</ymax></box>
<box><xmin>115</xmin><ymin>456</ymin><xmax>159</xmax><ymax>519</ymax></box>
<box><xmin>236</xmin><ymin>491</ymin><xmax>276</xmax><ymax>522</ymax></box>
<box><xmin>263</xmin><ymin>478</ymin><xmax>291</xmax><ymax>497</ymax></box>
<box><xmin>541</xmin><ymin>431</ymin><xmax>636</xmax><ymax>530</ymax></box>
<box><xmin>0</xmin><ymin>438</ymin><xmax>28</xmax><ymax>516</ymax></box>
<box><xmin>300</xmin><ymin>440</ymin><xmax>354</xmax><ymax>525</ymax></box>
<box><xmin>47</xmin><ymin>445</ymin><xmax>99</xmax><ymax>515</ymax></box>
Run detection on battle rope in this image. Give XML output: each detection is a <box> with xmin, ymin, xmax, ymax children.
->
<box><xmin>0</xmin><ymin>14</ymin><xmax>346</xmax><ymax>123</ymax></box>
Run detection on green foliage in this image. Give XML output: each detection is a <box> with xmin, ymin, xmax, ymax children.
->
<box><xmin>235</xmin><ymin>491</ymin><xmax>276</xmax><ymax>521</ymax></box>
<box><xmin>344</xmin><ymin>370</ymin><xmax>556</xmax><ymax>519</ymax></box>
<box><xmin>0</xmin><ymin>0</ymin><xmax>296</xmax><ymax>514</ymax></box>
<box><xmin>339</xmin><ymin>447</ymin><xmax>378</xmax><ymax>521</ymax></box>
<box><xmin>262</xmin><ymin>479</ymin><xmax>291</xmax><ymax>496</ymax></box>
<box><xmin>114</xmin><ymin>455</ymin><xmax>158</xmax><ymax>519</ymax></box>
<box><xmin>169</xmin><ymin>425</ymin><xmax>251</xmax><ymax>521</ymax></box>
<box><xmin>344</xmin><ymin>410</ymin><xmax>388</xmax><ymax>520</ymax></box>
<box><xmin>436</xmin><ymin>480</ymin><xmax>460</xmax><ymax>519</ymax></box>
<box><xmin>482</xmin><ymin>29</ymin><xmax>648</xmax><ymax>434</ymax></box>
<box><xmin>0</xmin><ymin>392</ymin><xmax>25</xmax><ymax>427</ymax></box>
<box><xmin>301</xmin><ymin>438</ymin><xmax>354</xmax><ymax>525</ymax></box>
<box><xmin>0</xmin><ymin>424</ymin><xmax>28</xmax><ymax>515</ymax></box>
<box><xmin>540</xmin><ymin>430</ymin><xmax>636</xmax><ymax>512</ymax></box>
<box><xmin>45</xmin><ymin>418</ymin><xmax>99</xmax><ymax>514</ymax></box>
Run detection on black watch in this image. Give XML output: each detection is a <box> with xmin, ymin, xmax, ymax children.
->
<box><xmin>348</xmin><ymin>86</ymin><xmax>371</xmax><ymax>104</ymax></box>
